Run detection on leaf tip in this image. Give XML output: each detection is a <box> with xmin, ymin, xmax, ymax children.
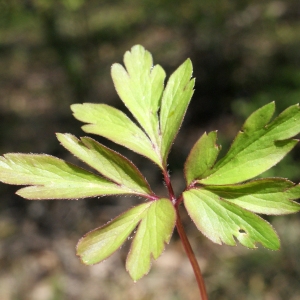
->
<box><xmin>70</xmin><ymin>103</ymin><xmax>81</xmax><ymax>113</ymax></box>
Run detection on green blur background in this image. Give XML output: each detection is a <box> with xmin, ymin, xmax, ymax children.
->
<box><xmin>1</xmin><ymin>0</ymin><xmax>300</xmax><ymax>299</ymax></box>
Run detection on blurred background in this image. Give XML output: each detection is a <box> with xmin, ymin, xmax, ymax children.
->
<box><xmin>1</xmin><ymin>0</ymin><xmax>300</xmax><ymax>299</ymax></box>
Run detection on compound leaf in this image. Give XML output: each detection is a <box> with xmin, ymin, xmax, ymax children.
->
<box><xmin>57</xmin><ymin>133</ymin><xmax>152</xmax><ymax>196</ymax></box>
<box><xmin>77</xmin><ymin>198</ymin><xmax>176</xmax><ymax>280</ymax></box>
<box><xmin>0</xmin><ymin>154</ymin><xmax>128</xmax><ymax>199</ymax></box>
<box><xmin>184</xmin><ymin>131</ymin><xmax>220</xmax><ymax>185</ymax></box>
<box><xmin>199</xmin><ymin>103</ymin><xmax>300</xmax><ymax>185</ymax></box>
<box><xmin>77</xmin><ymin>202</ymin><xmax>152</xmax><ymax>265</ymax></box>
<box><xmin>183</xmin><ymin>188</ymin><xmax>280</xmax><ymax>250</ymax></box>
<box><xmin>111</xmin><ymin>45</ymin><xmax>165</xmax><ymax>147</ymax></box>
<box><xmin>204</xmin><ymin>178</ymin><xmax>300</xmax><ymax>215</ymax></box>
<box><xmin>71</xmin><ymin>103</ymin><xmax>162</xmax><ymax>168</ymax></box>
<box><xmin>160</xmin><ymin>58</ymin><xmax>195</xmax><ymax>163</ymax></box>
<box><xmin>126</xmin><ymin>198</ymin><xmax>176</xmax><ymax>281</ymax></box>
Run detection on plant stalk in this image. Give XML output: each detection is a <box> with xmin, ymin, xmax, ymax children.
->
<box><xmin>175</xmin><ymin>207</ymin><xmax>208</xmax><ymax>300</ymax></box>
<box><xmin>163</xmin><ymin>167</ymin><xmax>208</xmax><ymax>299</ymax></box>
<box><xmin>163</xmin><ymin>169</ymin><xmax>176</xmax><ymax>203</ymax></box>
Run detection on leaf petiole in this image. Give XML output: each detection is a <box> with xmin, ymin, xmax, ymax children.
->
<box><xmin>163</xmin><ymin>167</ymin><xmax>207</xmax><ymax>299</ymax></box>
<box><xmin>175</xmin><ymin>204</ymin><xmax>208</xmax><ymax>300</ymax></box>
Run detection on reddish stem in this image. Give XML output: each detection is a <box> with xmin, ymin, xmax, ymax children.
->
<box><xmin>163</xmin><ymin>167</ymin><xmax>208</xmax><ymax>299</ymax></box>
<box><xmin>163</xmin><ymin>169</ymin><xmax>176</xmax><ymax>203</ymax></box>
<box><xmin>175</xmin><ymin>207</ymin><xmax>208</xmax><ymax>300</ymax></box>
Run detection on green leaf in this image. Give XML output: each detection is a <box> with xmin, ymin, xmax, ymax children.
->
<box><xmin>77</xmin><ymin>202</ymin><xmax>152</xmax><ymax>265</ymax></box>
<box><xmin>204</xmin><ymin>178</ymin><xmax>300</xmax><ymax>215</ymax></box>
<box><xmin>184</xmin><ymin>131</ymin><xmax>220</xmax><ymax>185</ymax></box>
<box><xmin>111</xmin><ymin>45</ymin><xmax>165</xmax><ymax>147</ymax></box>
<box><xmin>0</xmin><ymin>154</ymin><xmax>128</xmax><ymax>199</ymax></box>
<box><xmin>199</xmin><ymin>103</ymin><xmax>300</xmax><ymax>185</ymax></box>
<box><xmin>160</xmin><ymin>58</ymin><xmax>195</xmax><ymax>163</ymax></box>
<box><xmin>57</xmin><ymin>133</ymin><xmax>152</xmax><ymax>196</ymax></box>
<box><xmin>126</xmin><ymin>198</ymin><xmax>176</xmax><ymax>281</ymax></box>
<box><xmin>183</xmin><ymin>188</ymin><xmax>280</xmax><ymax>249</ymax></box>
<box><xmin>77</xmin><ymin>198</ymin><xmax>176</xmax><ymax>279</ymax></box>
<box><xmin>285</xmin><ymin>183</ymin><xmax>300</xmax><ymax>200</ymax></box>
<box><xmin>71</xmin><ymin>103</ymin><xmax>162</xmax><ymax>168</ymax></box>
